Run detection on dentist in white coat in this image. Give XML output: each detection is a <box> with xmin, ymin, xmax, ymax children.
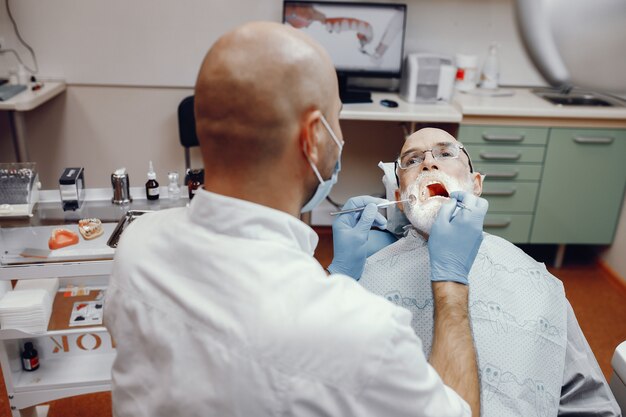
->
<box><xmin>105</xmin><ymin>21</ymin><xmax>488</xmax><ymax>417</ymax></box>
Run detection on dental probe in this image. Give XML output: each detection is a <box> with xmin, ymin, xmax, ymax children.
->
<box><xmin>330</xmin><ymin>197</ymin><xmax>415</xmax><ymax>216</ymax></box>
<box><xmin>329</xmin><ymin>197</ymin><xmax>471</xmax><ymax>216</ymax></box>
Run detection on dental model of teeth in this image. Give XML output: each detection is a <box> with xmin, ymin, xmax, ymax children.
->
<box><xmin>78</xmin><ymin>218</ymin><xmax>104</xmax><ymax>240</ymax></box>
<box><xmin>324</xmin><ymin>17</ymin><xmax>374</xmax><ymax>47</ymax></box>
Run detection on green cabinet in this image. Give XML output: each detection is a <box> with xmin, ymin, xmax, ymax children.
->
<box><xmin>484</xmin><ymin>214</ymin><xmax>534</xmax><ymax>242</ymax></box>
<box><xmin>460</xmin><ymin>124</ymin><xmax>626</xmax><ymax>245</ymax></box>
<box><xmin>459</xmin><ymin>125</ymin><xmax>546</xmax><ymax>243</ymax></box>
<box><xmin>530</xmin><ymin>128</ymin><xmax>626</xmax><ymax>244</ymax></box>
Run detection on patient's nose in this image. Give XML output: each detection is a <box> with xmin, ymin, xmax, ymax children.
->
<box><xmin>420</xmin><ymin>151</ymin><xmax>439</xmax><ymax>172</ymax></box>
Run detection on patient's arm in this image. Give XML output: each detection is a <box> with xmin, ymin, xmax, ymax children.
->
<box><xmin>559</xmin><ymin>301</ymin><xmax>620</xmax><ymax>415</ymax></box>
<box><xmin>429</xmin><ymin>282</ymin><xmax>480</xmax><ymax>417</ymax></box>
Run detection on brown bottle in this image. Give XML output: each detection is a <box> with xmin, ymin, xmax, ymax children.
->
<box><xmin>22</xmin><ymin>342</ymin><xmax>39</xmax><ymax>372</ymax></box>
<box><xmin>186</xmin><ymin>169</ymin><xmax>204</xmax><ymax>200</ymax></box>
<box><xmin>145</xmin><ymin>161</ymin><xmax>159</xmax><ymax>201</ymax></box>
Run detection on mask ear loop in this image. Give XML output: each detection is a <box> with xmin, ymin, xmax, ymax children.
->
<box><xmin>303</xmin><ymin>142</ymin><xmax>325</xmax><ymax>184</ymax></box>
<box><xmin>319</xmin><ymin>115</ymin><xmax>343</xmax><ymax>150</ymax></box>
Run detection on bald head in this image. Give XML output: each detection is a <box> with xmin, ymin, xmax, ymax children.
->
<box><xmin>194</xmin><ymin>22</ymin><xmax>338</xmax><ymax>172</ymax></box>
<box><xmin>401</xmin><ymin>128</ymin><xmax>458</xmax><ymax>155</ymax></box>
<box><xmin>396</xmin><ymin>127</ymin><xmax>481</xmax><ymax>203</ymax></box>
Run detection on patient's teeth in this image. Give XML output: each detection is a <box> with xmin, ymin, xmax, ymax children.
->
<box><xmin>326</xmin><ymin>22</ymin><xmax>332</xmax><ymax>32</ymax></box>
<box><xmin>341</xmin><ymin>20</ymin><xmax>349</xmax><ymax>31</ymax></box>
<box><xmin>350</xmin><ymin>20</ymin><xmax>358</xmax><ymax>30</ymax></box>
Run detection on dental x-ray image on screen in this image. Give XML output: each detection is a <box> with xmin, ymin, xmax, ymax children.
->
<box><xmin>283</xmin><ymin>2</ymin><xmax>406</xmax><ymax>75</ymax></box>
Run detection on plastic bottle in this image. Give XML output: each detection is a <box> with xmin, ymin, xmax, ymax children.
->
<box><xmin>145</xmin><ymin>161</ymin><xmax>160</xmax><ymax>201</ymax></box>
<box><xmin>17</xmin><ymin>64</ymin><xmax>29</xmax><ymax>85</ymax></box>
<box><xmin>167</xmin><ymin>171</ymin><xmax>181</xmax><ymax>200</ymax></box>
<box><xmin>480</xmin><ymin>43</ymin><xmax>500</xmax><ymax>90</ymax></box>
<box><xmin>22</xmin><ymin>342</ymin><xmax>39</xmax><ymax>371</ymax></box>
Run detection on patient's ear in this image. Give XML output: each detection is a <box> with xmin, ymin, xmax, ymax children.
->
<box><xmin>472</xmin><ymin>172</ymin><xmax>484</xmax><ymax>196</ymax></box>
<box><xmin>394</xmin><ymin>189</ymin><xmax>404</xmax><ymax>212</ymax></box>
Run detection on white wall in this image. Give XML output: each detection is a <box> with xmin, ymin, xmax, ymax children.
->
<box><xmin>0</xmin><ymin>0</ymin><xmax>545</xmax><ymax>87</ymax></box>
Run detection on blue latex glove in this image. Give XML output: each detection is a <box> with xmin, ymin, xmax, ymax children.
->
<box><xmin>429</xmin><ymin>191</ymin><xmax>489</xmax><ymax>285</ymax></box>
<box><xmin>328</xmin><ymin>196</ymin><xmax>388</xmax><ymax>280</ymax></box>
<box><xmin>366</xmin><ymin>229</ymin><xmax>399</xmax><ymax>257</ymax></box>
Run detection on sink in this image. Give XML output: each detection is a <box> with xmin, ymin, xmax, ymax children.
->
<box><xmin>533</xmin><ymin>89</ymin><xmax>626</xmax><ymax>107</ymax></box>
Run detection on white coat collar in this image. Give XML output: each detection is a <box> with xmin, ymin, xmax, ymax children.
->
<box><xmin>188</xmin><ymin>188</ymin><xmax>319</xmax><ymax>256</ymax></box>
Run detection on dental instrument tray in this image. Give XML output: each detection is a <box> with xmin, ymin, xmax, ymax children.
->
<box><xmin>0</xmin><ymin>163</ymin><xmax>40</xmax><ymax>218</ymax></box>
<box><xmin>107</xmin><ymin>210</ymin><xmax>153</xmax><ymax>248</ymax></box>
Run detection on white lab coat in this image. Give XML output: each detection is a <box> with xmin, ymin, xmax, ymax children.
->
<box><xmin>104</xmin><ymin>189</ymin><xmax>470</xmax><ymax>417</ymax></box>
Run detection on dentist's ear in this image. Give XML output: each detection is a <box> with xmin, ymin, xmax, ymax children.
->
<box><xmin>394</xmin><ymin>189</ymin><xmax>405</xmax><ymax>212</ymax></box>
<box><xmin>300</xmin><ymin>109</ymin><xmax>323</xmax><ymax>165</ymax></box>
<box><xmin>473</xmin><ymin>172</ymin><xmax>485</xmax><ymax>196</ymax></box>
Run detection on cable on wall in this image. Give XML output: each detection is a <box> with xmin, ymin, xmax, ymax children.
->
<box><xmin>0</xmin><ymin>0</ymin><xmax>39</xmax><ymax>74</ymax></box>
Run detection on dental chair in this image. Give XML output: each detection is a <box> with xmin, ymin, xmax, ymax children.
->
<box><xmin>610</xmin><ymin>340</ymin><xmax>626</xmax><ymax>413</ymax></box>
<box><xmin>177</xmin><ymin>95</ymin><xmax>199</xmax><ymax>170</ymax></box>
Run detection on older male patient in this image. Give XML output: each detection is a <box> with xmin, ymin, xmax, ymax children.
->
<box><xmin>357</xmin><ymin>128</ymin><xmax>620</xmax><ymax>417</ymax></box>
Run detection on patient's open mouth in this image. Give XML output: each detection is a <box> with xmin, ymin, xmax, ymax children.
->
<box><xmin>426</xmin><ymin>181</ymin><xmax>449</xmax><ymax>198</ymax></box>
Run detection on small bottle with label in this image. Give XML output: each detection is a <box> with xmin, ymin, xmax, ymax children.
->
<box><xmin>145</xmin><ymin>161</ymin><xmax>160</xmax><ymax>201</ymax></box>
<box><xmin>22</xmin><ymin>342</ymin><xmax>40</xmax><ymax>372</ymax></box>
<box><xmin>186</xmin><ymin>169</ymin><xmax>204</xmax><ymax>200</ymax></box>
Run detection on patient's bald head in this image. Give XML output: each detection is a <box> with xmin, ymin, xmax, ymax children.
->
<box><xmin>194</xmin><ymin>22</ymin><xmax>339</xmax><ymax>173</ymax></box>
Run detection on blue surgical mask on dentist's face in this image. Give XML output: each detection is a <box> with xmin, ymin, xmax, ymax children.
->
<box><xmin>301</xmin><ymin>115</ymin><xmax>343</xmax><ymax>213</ymax></box>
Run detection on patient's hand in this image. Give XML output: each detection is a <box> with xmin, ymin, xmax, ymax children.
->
<box><xmin>328</xmin><ymin>196</ymin><xmax>388</xmax><ymax>280</ymax></box>
<box><xmin>428</xmin><ymin>191</ymin><xmax>488</xmax><ymax>285</ymax></box>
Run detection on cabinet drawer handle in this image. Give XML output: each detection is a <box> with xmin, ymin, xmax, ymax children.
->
<box><xmin>479</xmin><ymin>152</ymin><xmax>521</xmax><ymax>161</ymax></box>
<box><xmin>482</xmin><ymin>133</ymin><xmax>525</xmax><ymax>142</ymax></box>
<box><xmin>483</xmin><ymin>188</ymin><xmax>517</xmax><ymax>197</ymax></box>
<box><xmin>484</xmin><ymin>219</ymin><xmax>512</xmax><ymax>228</ymax></box>
<box><xmin>573</xmin><ymin>136</ymin><xmax>614</xmax><ymax>145</ymax></box>
<box><xmin>482</xmin><ymin>170</ymin><xmax>519</xmax><ymax>179</ymax></box>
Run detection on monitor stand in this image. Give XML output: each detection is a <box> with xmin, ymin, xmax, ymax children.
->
<box><xmin>337</xmin><ymin>73</ymin><xmax>372</xmax><ymax>104</ymax></box>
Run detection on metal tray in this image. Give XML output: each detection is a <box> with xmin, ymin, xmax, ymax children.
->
<box><xmin>106</xmin><ymin>210</ymin><xmax>153</xmax><ymax>248</ymax></box>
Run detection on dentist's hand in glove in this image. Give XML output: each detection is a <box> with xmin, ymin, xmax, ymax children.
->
<box><xmin>328</xmin><ymin>196</ymin><xmax>388</xmax><ymax>280</ymax></box>
<box><xmin>428</xmin><ymin>191</ymin><xmax>489</xmax><ymax>285</ymax></box>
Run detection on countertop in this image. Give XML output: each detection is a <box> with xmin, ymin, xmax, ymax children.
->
<box><xmin>340</xmin><ymin>92</ymin><xmax>462</xmax><ymax>123</ymax></box>
<box><xmin>452</xmin><ymin>88</ymin><xmax>626</xmax><ymax>120</ymax></box>
<box><xmin>0</xmin><ymin>81</ymin><xmax>66</xmax><ymax>111</ymax></box>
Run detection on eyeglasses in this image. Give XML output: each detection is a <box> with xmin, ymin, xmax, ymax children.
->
<box><xmin>395</xmin><ymin>142</ymin><xmax>474</xmax><ymax>173</ymax></box>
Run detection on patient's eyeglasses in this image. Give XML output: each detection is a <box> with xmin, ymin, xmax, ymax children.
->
<box><xmin>395</xmin><ymin>142</ymin><xmax>474</xmax><ymax>173</ymax></box>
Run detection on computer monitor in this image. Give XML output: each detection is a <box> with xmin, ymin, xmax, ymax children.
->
<box><xmin>283</xmin><ymin>1</ymin><xmax>407</xmax><ymax>103</ymax></box>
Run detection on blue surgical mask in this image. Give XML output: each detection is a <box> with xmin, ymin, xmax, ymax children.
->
<box><xmin>301</xmin><ymin>115</ymin><xmax>343</xmax><ymax>213</ymax></box>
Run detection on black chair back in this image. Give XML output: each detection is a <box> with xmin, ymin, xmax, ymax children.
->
<box><xmin>177</xmin><ymin>95</ymin><xmax>199</xmax><ymax>170</ymax></box>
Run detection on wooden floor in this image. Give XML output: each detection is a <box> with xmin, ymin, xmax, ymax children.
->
<box><xmin>1</xmin><ymin>230</ymin><xmax>624</xmax><ymax>416</ymax></box>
